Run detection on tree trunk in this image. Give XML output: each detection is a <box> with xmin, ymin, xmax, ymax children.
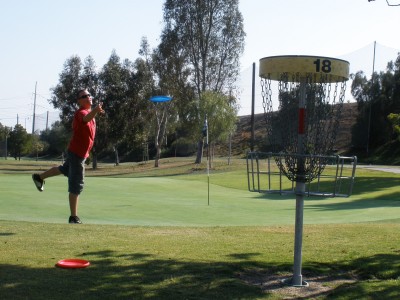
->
<box><xmin>228</xmin><ymin>133</ymin><xmax>231</xmax><ymax>165</ymax></box>
<box><xmin>195</xmin><ymin>139</ymin><xmax>204</xmax><ymax>164</ymax></box>
<box><xmin>154</xmin><ymin>145</ymin><xmax>161</xmax><ymax>167</ymax></box>
<box><xmin>114</xmin><ymin>147</ymin><xmax>119</xmax><ymax>166</ymax></box>
<box><xmin>92</xmin><ymin>153</ymin><xmax>98</xmax><ymax>170</ymax></box>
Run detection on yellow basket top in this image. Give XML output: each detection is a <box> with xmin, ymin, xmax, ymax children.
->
<box><xmin>259</xmin><ymin>55</ymin><xmax>349</xmax><ymax>83</ymax></box>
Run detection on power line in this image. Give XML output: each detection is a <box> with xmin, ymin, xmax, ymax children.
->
<box><xmin>0</xmin><ymin>96</ymin><xmax>29</xmax><ymax>101</ymax></box>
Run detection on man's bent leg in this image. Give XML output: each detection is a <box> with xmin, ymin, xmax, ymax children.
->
<box><xmin>40</xmin><ymin>166</ymin><xmax>62</xmax><ymax>180</ymax></box>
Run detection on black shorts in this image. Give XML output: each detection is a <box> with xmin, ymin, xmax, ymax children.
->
<box><xmin>58</xmin><ymin>151</ymin><xmax>86</xmax><ymax>195</ymax></box>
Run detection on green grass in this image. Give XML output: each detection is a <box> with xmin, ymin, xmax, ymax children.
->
<box><xmin>1</xmin><ymin>222</ymin><xmax>400</xmax><ymax>299</ymax></box>
<box><xmin>1</xmin><ymin>157</ymin><xmax>400</xmax><ymax>299</ymax></box>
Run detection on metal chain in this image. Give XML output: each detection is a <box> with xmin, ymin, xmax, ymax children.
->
<box><xmin>260</xmin><ymin>70</ymin><xmax>348</xmax><ymax>182</ymax></box>
<box><xmin>261</xmin><ymin>76</ymin><xmax>273</xmax><ymax>143</ymax></box>
<box><xmin>328</xmin><ymin>80</ymin><xmax>347</xmax><ymax>151</ymax></box>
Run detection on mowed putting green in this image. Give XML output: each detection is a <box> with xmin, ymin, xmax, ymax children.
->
<box><xmin>1</xmin><ymin>166</ymin><xmax>400</xmax><ymax>226</ymax></box>
<box><xmin>2</xmin><ymin>161</ymin><xmax>400</xmax><ymax>299</ymax></box>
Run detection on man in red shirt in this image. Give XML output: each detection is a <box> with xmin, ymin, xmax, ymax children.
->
<box><xmin>32</xmin><ymin>89</ymin><xmax>104</xmax><ymax>224</ymax></box>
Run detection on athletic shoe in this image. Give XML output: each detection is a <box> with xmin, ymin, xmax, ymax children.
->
<box><xmin>69</xmin><ymin>216</ymin><xmax>82</xmax><ymax>224</ymax></box>
<box><xmin>32</xmin><ymin>174</ymin><xmax>44</xmax><ymax>192</ymax></box>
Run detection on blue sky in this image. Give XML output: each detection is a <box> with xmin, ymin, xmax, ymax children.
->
<box><xmin>1</xmin><ymin>0</ymin><xmax>399</xmax><ymax>132</ymax></box>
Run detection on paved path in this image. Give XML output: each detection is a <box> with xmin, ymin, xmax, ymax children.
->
<box><xmin>357</xmin><ymin>165</ymin><xmax>400</xmax><ymax>174</ymax></box>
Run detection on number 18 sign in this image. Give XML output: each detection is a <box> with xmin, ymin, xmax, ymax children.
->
<box><xmin>259</xmin><ymin>55</ymin><xmax>349</xmax><ymax>83</ymax></box>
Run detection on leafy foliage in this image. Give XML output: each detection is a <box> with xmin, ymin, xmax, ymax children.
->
<box><xmin>8</xmin><ymin>124</ymin><xmax>29</xmax><ymax>159</ymax></box>
<box><xmin>387</xmin><ymin>113</ymin><xmax>400</xmax><ymax>141</ymax></box>
<box><xmin>161</xmin><ymin>0</ymin><xmax>245</xmax><ymax>163</ymax></box>
<box><xmin>40</xmin><ymin>1</ymin><xmax>245</xmax><ymax>164</ymax></box>
<box><xmin>163</xmin><ymin>0</ymin><xmax>245</xmax><ymax>96</ymax></box>
<box><xmin>199</xmin><ymin>91</ymin><xmax>237</xmax><ymax>143</ymax></box>
<box><xmin>350</xmin><ymin>53</ymin><xmax>400</xmax><ymax>153</ymax></box>
<box><xmin>40</xmin><ymin>121</ymin><xmax>70</xmax><ymax>155</ymax></box>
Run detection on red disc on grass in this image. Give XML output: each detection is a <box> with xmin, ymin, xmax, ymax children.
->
<box><xmin>56</xmin><ymin>259</ymin><xmax>90</xmax><ymax>269</ymax></box>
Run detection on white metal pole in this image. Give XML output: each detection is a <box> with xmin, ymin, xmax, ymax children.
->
<box><xmin>292</xmin><ymin>78</ymin><xmax>307</xmax><ymax>287</ymax></box>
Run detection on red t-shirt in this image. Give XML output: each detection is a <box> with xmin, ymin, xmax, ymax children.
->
<box><xmin>68</xmin><ymin>108</ymin><xmax>96</xmax><ymax>158</ymax></box>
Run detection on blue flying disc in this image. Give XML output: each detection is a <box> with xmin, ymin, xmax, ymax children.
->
<box><xmin>150</xmin><ymin>95</ymin><xmax>172</xmax><ymax>103</ymax></box>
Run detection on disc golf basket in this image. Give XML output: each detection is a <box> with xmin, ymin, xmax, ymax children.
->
<box><xmin>246</xmin><ymin>55</ymin><xmax>357</xmax><ymax>287</ymax></box>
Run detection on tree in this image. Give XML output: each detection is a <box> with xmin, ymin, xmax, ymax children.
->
<box><xmin>32</xmin><ymin>135</ymin><xmax>45</xmax><ymax>161</ymax></box>
<box><xmin>8</xmin><ymin>124</ymin><xmax>29</xmax><ymax>160</ymax></box>
<box><xmin>152</xmin><ymin>30</ymin><xmax>196</xmax><ymax>158</ymax></box>
<box><xmin>50</xmin><ymin>55</ymin><xmax>84</xmax><ymax>129</ymax></box>
<box><xmin>81</xmin><ymin>56</ymin><xmax>99</xmax><ymax>93</ymax></box>
<box><xmin>50</xmin><ymin>55</ymin><xmax>109</xmax><ymax>168</ymax></box>
<box><xmin>350</xmin><ymin>53</ymin><xmax>400</xmax><ymax>154</ymax></box>
<box><xmin>96</xmin><ymin>50</ymin><xmax>130</xmax><ymax>167</ymax></box>
<box><xmin>350</xmin><ymin>71</ymin><xmax>371</xmax><ymax>152</ymax></box>
<box><xmin>151</xmin><ymin>100</ymin><xmax>173</xmax><ymax>167</ymax></box>
<box><xmin>388</xmin><ymin>113</ymin><xmax>400</xmax><ymax>141</ymax></box>
<box><xmin>129</xmin><ymin>40</ymin><xmax>158</xmax><ymax>161</ymax></box>
<box><xmin>51</xmin><ymin>55</ymin><xmax>104</xmax><ymax>167</ymax></box>
<box><xmin>0</xmin><ymin>124</ymin><xmax>11</xmax><ymax>159</ymax></box>
<box><xmin>50</xmin><ymin>49</ymin><xmax>160</xmax><ymax>164</ymax></box>
<box><xmin>199</xmin><ymin>91</ymin><xmax>237</xmax><ymax>167</ymax></box>
<box><xmin>151</xmin><ymin>34</ymin><xmax>193</xmax><ymax>166</ymax></box>
<box><xmin>131</xmin><ymin>37</ymin><xmax>182</xmax><ymax>167</ymax></box>
<box><xmin>40</xmin><ymin>121</ymin><xmax>70</xmax><ymax>155</ymax></box>
<box><xmin>161</xmin><ymin>0</ymin><xmax>245</xmax><ymax>163</ymax></box>
<box><xmin>163</xmin><ymin>0</ymin><xmax>245</xmax><ymax>95</ymax></box>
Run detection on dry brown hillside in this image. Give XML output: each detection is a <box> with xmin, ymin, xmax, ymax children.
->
<box><xmin>228</xmin><ymin>102</ymin><xmax>358</xmax><ymax>156</ymax></box>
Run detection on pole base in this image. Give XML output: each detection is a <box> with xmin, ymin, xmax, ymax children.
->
<box><xmin>281</xmin><ymin>277</ymin><xmax>309</xmax><ymax>287</ymax></box>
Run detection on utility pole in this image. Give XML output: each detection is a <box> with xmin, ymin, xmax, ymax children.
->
<box><xmin>32</xmin><ymin>81</ymin><xmax>37</xmax><ymax>134</ymax></box>
<box><xmin>366</xmin><ymin>41</ymin><xmax>376</xmax><ymax>156</ymax></box>
<box><xmin>46</xmin><ymin>111</ymin><xmax>49</xmax><ymax>131</ymax></box>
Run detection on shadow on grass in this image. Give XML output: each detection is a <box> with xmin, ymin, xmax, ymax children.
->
<box><xmin>1</xmin><ymin>250</ymin><xmax>400</xmax><ymax>299</ymax></box>
<box><xmin>0</xmin><ymin>251</ymin><xmax>264</xmax><ymax>300</ymax></box>
<box><xmin>307</xmin><ymin>197</ymin><xmax>400</xmax><ymax>212</ymax></box>
<box><xmin>308</xmin><ymin>253</ymin><xmax>400</xmax><ymax>300</ymax></box>
<box><xmin>254</xmin><ymin>175</ymin><xmax>400</xmax><ymax>205</ymax></box>
<box><xmin>304</xmin><ymin>176</ymin><xmax>400</xmax><ymax>212</ymax></box>
<box><xmin>351</xmin><ymin>176</ymin><xmax>400</xmax><ymax>197</ymax></box>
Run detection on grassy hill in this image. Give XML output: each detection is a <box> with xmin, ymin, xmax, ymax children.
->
<box><xmin>230</xmin><ymin>102</ymin><xmax>359</xmax><ymax>156</ymax></box>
